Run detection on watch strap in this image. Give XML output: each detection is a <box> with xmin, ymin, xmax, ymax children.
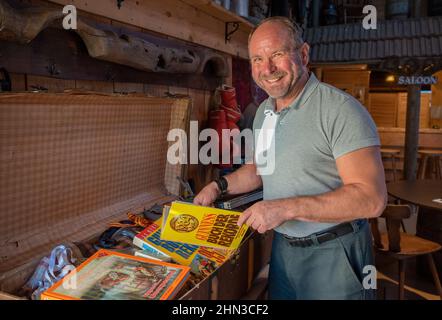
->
<box><xmin>214</xmin><ymin>176</ymin><xmax>228</xmax><ymax>195</ymax></box>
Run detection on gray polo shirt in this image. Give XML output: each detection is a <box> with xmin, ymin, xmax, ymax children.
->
<box><xmin>253</xmin><ymin>73</ymin><xmax>380</xmax><ymax>237</ymax></box>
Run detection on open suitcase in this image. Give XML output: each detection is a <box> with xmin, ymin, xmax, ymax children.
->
<box><xmin>0</xmin><ymin>92</ymin><xmax>273</xmax><ymax>300</ymax></box>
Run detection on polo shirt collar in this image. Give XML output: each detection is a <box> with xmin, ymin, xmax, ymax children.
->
<box><xmin>264</xmin><ymin>72</ymin><xmax>320</xmax><ymax>113</ymax></box>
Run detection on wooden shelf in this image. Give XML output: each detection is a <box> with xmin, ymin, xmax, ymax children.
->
<box><xmin>48</xmin><ymin>0</ymin><xmax>251</xmax><ymax>58</ymax></box>
<box><xmin>180</xmin><ymin>0</ymin><xmax>255</xmax><ymax>32</ymax></box>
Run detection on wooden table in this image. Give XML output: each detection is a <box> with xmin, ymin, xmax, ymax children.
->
<box><xmin>387</xmin><ymin>180</ymin><xmax>442</xmax><ymax>211</ymax></box>
<box><xmin>387</xmin><ymin>180</ymin><xmax>442</xmax><ymax>279</ymax></box>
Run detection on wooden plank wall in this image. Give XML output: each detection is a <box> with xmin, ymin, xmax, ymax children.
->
<box><xmin>321</xmin><ymin>69</ymin><xmax>370</xmax><ymax>92</ymax></box>
<box><xmin>397</xmin><ymin>92</ymin><xmax>431</xmax><ymax>129</ymax></box>
<box><xmin>378</xmin><ymin>128</ymin><xmax>442</xmax><ymax>181</ymax></box>
<box><xmin>369</xmin><ymin>92</ymin><xmax>431</xmax><ymax>129</ymax></box>
<box><xmin>368</xmin><ymin>92</ymin><xmax>398</xmax><ymax>127</ymax></box>
<box><xmin>321</xmin><ymin>69</ymin><xmax>371</xmax><ymax>107</ymax></box>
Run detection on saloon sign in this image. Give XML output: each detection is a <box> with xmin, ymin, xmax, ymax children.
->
<box><xmin>398</xmin><ymin>76</ymin><xmax>438</xmax><ymax>85</ymax></box>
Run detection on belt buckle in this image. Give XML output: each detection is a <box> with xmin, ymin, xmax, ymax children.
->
<box><xmin>299</xmin><ymin>239</ymin><xmax>308</xmax><ymax>247</ymax></box>
<box><xmin>293</xmin><ymin>238</ymin><xmax>302</xmax><ymax>247</ymax></box>
<box><xmin>291</xmin><ymin>238</ymin><xmax>301</xmax><ymax>247</ymax></box>
<box><xmin>284</xmin><ymin>235</ymin><xmax>312</xmax><ymax>247</ymax></box>
<box><xmin>316</xmin><ymin>232</ymin><xmax>336</xmax><ymax>244</ymax></box>
<box><xmin>294</xmin><ymin>237</ymin><xmax>308</xmax><ymax>247</ymax></box>
<box><xmin>284</xmin><ymin>235</ymin><xmax>301</xmax><ymax>247</ymax></box>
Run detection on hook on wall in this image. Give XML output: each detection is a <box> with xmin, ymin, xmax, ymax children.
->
<box><xmin>225</xmin><ymin>22</ymin><xmax>240</xmax><ymax>44</ymax></box>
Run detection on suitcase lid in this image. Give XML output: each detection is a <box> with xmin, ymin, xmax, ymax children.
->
<box><xmin>0</xmin><ymin>92</ymin><xmax>191</xmax><ymax>275</ymax></box>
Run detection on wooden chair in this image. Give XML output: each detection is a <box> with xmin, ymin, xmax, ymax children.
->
<box><xmin>380</xmin><ymin>148</ymin><xmax>401</xmax><ymax>182</ymax></box>
<box><xmin>370</xmin><ymin>204</ymin><xmax>442</xmax><ymax>300</ymax></box>
<box><xmin>417</xmin><ymin>150</ymin><xmax>442</xmax><ymax>180</ymax></box>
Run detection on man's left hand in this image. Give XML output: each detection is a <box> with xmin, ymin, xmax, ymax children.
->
<box><xmin>238</xmin><ymin>200</ymin><xmax>290</xmax><ymax>233</ymax></box>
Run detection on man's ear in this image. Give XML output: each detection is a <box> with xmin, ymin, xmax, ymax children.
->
<box><xmin>300</xmin><ymin>43</ymin><xmax>310</xmax><ymax>66</ymax></box>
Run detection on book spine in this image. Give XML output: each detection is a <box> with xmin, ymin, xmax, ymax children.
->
<box><xmin>133</xmin><ymin>237</ymin><xmax>171</xmax><ymax>260</ymax></box>
<box><xmin>134</xmin><ymin>250</ymin><xmax>172</xmax><ymax>262</ymax></box>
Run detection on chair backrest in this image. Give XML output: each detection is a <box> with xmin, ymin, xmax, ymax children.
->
<box><xmin>369</xmin><ymin>204</ymin><xmax>412</xmax><ymax>253</ymax></box>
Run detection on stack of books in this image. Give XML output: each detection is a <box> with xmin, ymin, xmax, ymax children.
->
<box><xmin>42</xmin><ymin>202</ymin><xmax>249</xmax><ymax>300</ymax></box>
<box><xmin>133</xmin><ymin>202</ymin><xmax>249</xmax><ymax>279</ymax></box>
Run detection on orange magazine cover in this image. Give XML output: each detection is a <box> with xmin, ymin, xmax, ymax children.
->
<box><xmin>41</xmin><ymin>249</ymin><xmax>190</xmax><ymax>300</ymax></box>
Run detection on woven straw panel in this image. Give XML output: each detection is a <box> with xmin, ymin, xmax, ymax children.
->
<box><xmin>0</xmin><ymin>93</ymin><xmax>189</xmax><ymax>274</ymax></box>
<box><xmin>164</xmin><ymin>98</ymin><xmax>192</xmax><ymax>196</ymax></box>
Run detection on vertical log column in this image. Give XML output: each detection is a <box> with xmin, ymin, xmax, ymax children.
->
<box><xmin>403</xmin><ymin>84</ymin><xmax>421</xmax><ymax>180</ymax></box>
<box><xmin>312</xmin><ymin>0</ymin><xmax>321</xmax><ymax>27</ymax></box>
<box><xmin>411</xmin><ymin>0</ymin><xmax>423</xmax><ymax>18</ymax></box>
<box><xmin>270</xmin><ymin>0</ymin><xmax>290</xmax><ymax>17</ymax></box>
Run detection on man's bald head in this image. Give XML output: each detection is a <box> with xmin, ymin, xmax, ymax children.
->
<box><xmin>248</xmin><ymin>16</ymin><xmax>304</xmax><ymax>52</ymax></box>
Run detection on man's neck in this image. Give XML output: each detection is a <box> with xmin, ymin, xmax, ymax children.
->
<box><xmin>275</xmin><ymin>72</ymin><xmax>310</xmax><ymax>112</ymax></box>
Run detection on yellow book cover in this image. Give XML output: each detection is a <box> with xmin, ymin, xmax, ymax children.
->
<box><xmin>160</xmin><ymin>201</ymin><xmax>249</xmax><ymax>250</ymax></box>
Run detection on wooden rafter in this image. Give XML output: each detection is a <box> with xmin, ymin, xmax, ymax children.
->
<box><xmin>0</xmin><ymin>1</ymin><xmax>229</xmax><ymax>76</ymax></box>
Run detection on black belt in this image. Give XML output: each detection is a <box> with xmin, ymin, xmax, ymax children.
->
<box><xmin>282</xmin><ymin>219</ymin><xmax>366</xmax><ymax>247</ymax></box>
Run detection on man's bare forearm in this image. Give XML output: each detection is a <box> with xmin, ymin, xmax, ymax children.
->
<box><xmin>224</xmin><ymin>163</ymin><xmax>262</xmax><ymax>195</ymax></box>
<box><xmin>281</xmin><ymin>183</ymin><xmax>387</xmax><ymax>223</ymax></box>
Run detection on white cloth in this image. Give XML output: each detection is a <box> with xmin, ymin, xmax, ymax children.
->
<box><xmin>23</xmin><ymin>245</ymin><xmax>77</xmax><ymax>300</ymax></box>
<box><xmin>254</xmin><ymin>109</ymin><xmax>279</xmax><ymax>175</ymax></box>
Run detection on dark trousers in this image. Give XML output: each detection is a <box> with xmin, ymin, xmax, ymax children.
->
<box><xmin>268</xmin><ymin>220</ymin><xmax>376</xmax><ymax>300</ymax></box>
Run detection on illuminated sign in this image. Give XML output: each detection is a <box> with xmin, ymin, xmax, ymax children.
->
<box><xmin>398</xmin><ymin>76</ymin><xmax>438</xmax><ymax>85</ymax></box>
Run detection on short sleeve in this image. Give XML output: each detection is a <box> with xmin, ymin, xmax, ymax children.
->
<box><xmin>327</xmin><ymin>97</ymin><xmax>380</xmax><ymax>159</ymax></box>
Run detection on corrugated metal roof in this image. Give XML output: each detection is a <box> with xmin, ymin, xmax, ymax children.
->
<box><xmin>305</xmin><ymin>16</ymin><xmax>442</xmax><ymax>63</ymax></box>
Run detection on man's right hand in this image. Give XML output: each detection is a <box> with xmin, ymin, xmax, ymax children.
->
<box><xmin>193</xmin><ymin>181</ymin><xmax>221</xmax><ymax>206</ymax></box>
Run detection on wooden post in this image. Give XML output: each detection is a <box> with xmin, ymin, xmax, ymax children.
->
<box><xmin>312</xmin><ymin>0</ymin><xmax>321</xmax><ymax>27</ymax></box>
<box><xmin>412</xmin><ymin>0</ymin><xmax>423</xmax><ymax>17</ymax></box>
<box><xmin>403</xmin><ymin>85</ymin><xmax>421</xmax><ymax>181</ymax></box>
<box><xmin>270</xmin><ymin>0</ymin><xmax>289</xmax><ymax>17</ymax></box>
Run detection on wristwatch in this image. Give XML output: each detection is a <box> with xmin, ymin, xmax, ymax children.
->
<box><xmin>214</xmin><ymin>176</ymin><xmax>228</xmax><ymax>195</ymax></box>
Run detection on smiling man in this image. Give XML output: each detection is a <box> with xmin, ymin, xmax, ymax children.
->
<box><xmin>194</xmin><ymin>16</ymin><xmax>387</xmax><ymax>300</ymax></box>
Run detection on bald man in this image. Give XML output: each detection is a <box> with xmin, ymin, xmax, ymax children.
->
<box><xmin>194</xmin><ymin>17</ymin><xmax>387</xmax><ymax>300</ymax></box>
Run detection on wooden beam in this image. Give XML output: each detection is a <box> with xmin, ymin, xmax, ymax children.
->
<box><xmin>0</xmin><ymin>0</ymin><xmax>63</xmax><ymax>43</ymax></box>
<box><xmin>0</xmin><ymin>28</ymin><xmax>223</xmax><ymax>91</ymax></box>
<box><xmin>1</xmin><ymin>2</ymin><xmax>230</xmax><ymax>76</ymax></box>
<box><xmin>47</xmin><ymin>0</ymin><xmax>250</xmax><ymax>59</ymax></box>
<box><xmin>403</xmin><ymin>85</ymin><xmax>421</xmax><ymax>180</ymax></box>
<box><xmin>312</xmin><ymin>64</ymin><xmax>368</xmax><ymax>70</ymax></box>
<box><xmin>412</xmin><ymin>0</ymin><xmax>423</xmax><ymax>17</ymax></box>
<box><xmin>27</xmin><ymin>74</ymin><xmax>75</xmax><ymax>92</ymax></box>
<box><xmin>179</xmin><ymin>0</ymin><xmax>254</xmax><ymax>31</ymax></box>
